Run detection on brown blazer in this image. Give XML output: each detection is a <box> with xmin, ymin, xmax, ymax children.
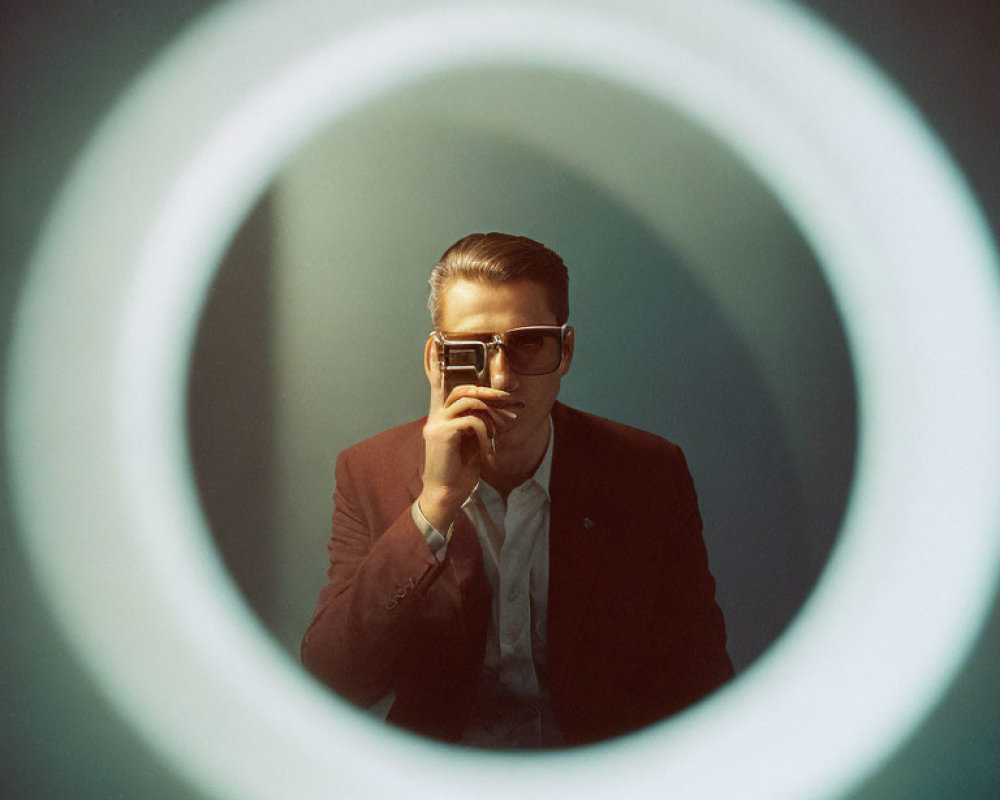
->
<box><xmin>301</xmin><ymin>402</ymin><xmax>733</xmax><ymax>746</ymax></box>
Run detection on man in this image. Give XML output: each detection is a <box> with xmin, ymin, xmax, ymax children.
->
<box><xmin>301</xmin><ymin>233</ymin><xmax>733</xmax><ymax>748</ymax></box>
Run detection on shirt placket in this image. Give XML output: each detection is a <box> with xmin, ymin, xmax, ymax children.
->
<box><xmin>496</xmin><ymin>481</ymin><xmax>546</xmax><ymax>695</ymax></box>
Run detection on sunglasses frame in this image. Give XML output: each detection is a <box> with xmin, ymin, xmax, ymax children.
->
<box><xmin>432</xmin><ymin>324</ymin><xmax>570</xmax><ymax>380</ymax></box>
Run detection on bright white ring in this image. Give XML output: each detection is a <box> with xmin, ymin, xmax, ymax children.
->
<box><xmin>7</xmin><ymin>1</ymin><xmax>1000</xmax><ymax>800</ymax></box>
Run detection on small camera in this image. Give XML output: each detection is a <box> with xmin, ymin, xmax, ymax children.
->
<box><xmin>438</xmin><ymin>338</ymin><xmax>488</xmax><ymax>394</ymax></box>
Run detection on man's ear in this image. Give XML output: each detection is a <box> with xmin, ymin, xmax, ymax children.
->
<box><xmin>558</xmin><ymin>326</ymin><xmax>575</xmax><ymax>376</ymax></box>
<box><xmin>423</xmin><ymin>334</ymin><xmax>437</xmax><ymax>385</ymax></box>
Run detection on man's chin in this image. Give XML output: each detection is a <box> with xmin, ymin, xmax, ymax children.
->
<box><xmin>494</xmin><ymin>424</ymin><xmax>516</xmax><ymax>442</ymax></box>
<box><xmin>493</xmin><ymin>418</ymin><xmax>523</xmax><ymax>443</ymax></box>
<box><xmin>494</xmin><ymin>411</ymin><xmax>549</xmax><ymax>448</ymax></box>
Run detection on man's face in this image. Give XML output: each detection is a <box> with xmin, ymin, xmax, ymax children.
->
<box><xmin>426</xmin><ymin>278</ymin><xmax>573</xmax><ymax>454</ymax></box>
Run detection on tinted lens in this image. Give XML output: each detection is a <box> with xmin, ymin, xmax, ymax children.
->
<box><xmin>505</xmin><ymin>327</ymin><xmax>562</xmax><ymax>374</ymax></box>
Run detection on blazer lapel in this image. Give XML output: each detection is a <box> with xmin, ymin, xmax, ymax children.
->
<box><xmin>546</xmin><ymin>403</ymin><xmax>607</xmax><ymax>692</ymax></box>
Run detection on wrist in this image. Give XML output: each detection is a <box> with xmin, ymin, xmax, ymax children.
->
<box><xmin>416</xmin><ymin>487</ymin><xmax>464</xmax><ymax>532</ymax></box>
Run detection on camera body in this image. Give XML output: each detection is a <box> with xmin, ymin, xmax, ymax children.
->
<box><xmin>438</xmin><ymin>337</ymin><xmax>489</xmax><ymax>395</ymax></box>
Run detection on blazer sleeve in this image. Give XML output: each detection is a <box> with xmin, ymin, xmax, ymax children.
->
<box><xmin>665</xmin><ymin>447</ymin><xmax>735</xmax><ymax>694</ymax></box>
<box><xmin>300</xmin><ymin>449</ymin><xmax>445</xmax><ymax>708</ymax></box>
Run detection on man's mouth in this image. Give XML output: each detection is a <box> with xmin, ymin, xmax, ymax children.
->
<box><xmin>491</xmin><ymin>401</ymin><xmax>524</xmax><ymax>437</ymax></box>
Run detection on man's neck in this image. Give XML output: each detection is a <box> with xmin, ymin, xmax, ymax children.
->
<box><xmin>481</xmin><ymin>416</ymin><xmax>551</xmax><ymax>500</ymax></box>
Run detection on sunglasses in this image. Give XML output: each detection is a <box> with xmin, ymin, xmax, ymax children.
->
<box><xmin>433</xmin><ymin>324</ymin><xmax>570</xmax><ymax>377</ymax></box>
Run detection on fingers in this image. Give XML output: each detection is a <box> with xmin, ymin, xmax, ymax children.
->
<box><xmin>441</xmin><ymin>396</ymin><xmax>518</xmax><ymax>438</ymax></box>
<box><xmin>423</xmin><ymin>386</ymin><xmax>517</xmax><ymax>493</ymax></box>
<box><xmin>443</xmin><ymin>386</ymin><xmax>515</xmax><ymax>422</ymax></box>
<box><xmin>425</xmin><ymin>397</ymin><xmax>507</xmax><ymax>442</ymax></box>
<box><xmin>450</xmin><ymin>413</ymin><xmax>494</xmax><ymax>463</ymax></box>
<box><xmin>444</xmin><ymin>383</ymin><xmax>510</xmax><ymax>407</ymax></box>
<box><xmin>444</xmin><ymin>395</ymin><xmax>513</xmax><ymax>419</ymax></box>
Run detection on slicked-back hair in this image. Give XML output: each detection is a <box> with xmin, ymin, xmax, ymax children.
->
<box><xmin>428</xmin><ymin>232</ymin><xmax>569</xmax><ymax>328</ymax></box>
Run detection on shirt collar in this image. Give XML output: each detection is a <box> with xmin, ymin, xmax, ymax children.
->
<box><xmin>469</xmin><ymin>415</ymin><xmax>554</xmax><ymax>503</ymax></box>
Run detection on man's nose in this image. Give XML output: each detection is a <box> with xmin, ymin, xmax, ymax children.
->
<box><xmin>487</xmin><ymin>345</ymin><xmax>518</xmax><ymax>391</ymax></box>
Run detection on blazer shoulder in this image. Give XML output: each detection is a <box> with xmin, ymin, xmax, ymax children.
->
<box><xmin>338</xmin><ymin>417</ymin><xmax>426</xmax><ymax>479</ymax></box>
<box><xmin>553</xmin><ymin>402</ymin><xmax>685</xmax><ymax>464</ymax></box>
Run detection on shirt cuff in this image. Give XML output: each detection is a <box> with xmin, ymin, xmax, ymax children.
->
<box><xmin>411</xmin><ymin>500</ymin><xmax>452</xmax><ymax>562</ymax></box>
